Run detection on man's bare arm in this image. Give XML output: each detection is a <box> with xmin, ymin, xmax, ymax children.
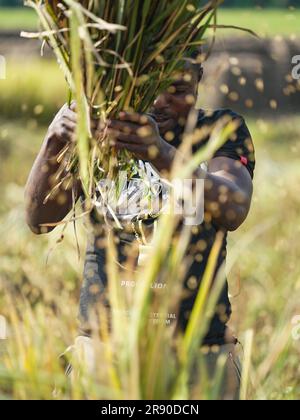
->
<box><xmin>204</xmin><ymin>157</ymin><xmax>253</xmax><ymax>232</ymax></box>
<box><xmin>24</xmin><ymin>103</ymin><xmax>82</xmax><ymax>235</ymax></box>
<box><xmin>164</xmin><ymin>154</ymin><xmax>253</xmax><ymax>232</ymax></box>
<box><xmin>107</xmin><ymin>111</ymin><xmax>253</xmax><ymax>232</ymax></box>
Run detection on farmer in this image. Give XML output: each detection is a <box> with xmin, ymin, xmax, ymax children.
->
<box><xmin>24</xmin><ymin>54</ymin><xmax>255</xmax><ymax>400</ymax></box>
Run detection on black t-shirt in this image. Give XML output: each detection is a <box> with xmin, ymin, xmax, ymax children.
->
<box><xmin>79</xmin><ymin>109</ymin><xmax>255</xmax><ymax>346</ymax></box>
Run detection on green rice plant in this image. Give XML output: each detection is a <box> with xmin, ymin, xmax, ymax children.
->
<box><xmin>2</xmin><ymin>117</ymin><xmax>300</xmax><ymax>399</ymax></box>
<box><xmin>7</xmin><ymin>0</ymin><xmax>265</xmax><ymax>401</ymax></box>
<box><xmin>0</xmin><ymin>103</ymin><xmax>239</xmax><ymax>400</ymax></box>
<box><xmin>0</xmin><ymin>115</ymin><xmax>238</xmax><ymax>400</ymax></box>
<box><xmin>69</xmin><ymin>118</ymin><xmax>239</xmax><ymax>400</ymax></box>
<box><xmin>18</xmin><ymin>0</ymin><xmax>249</xmax><ymax>400</ymax></box>
<box><xmin>22</xmin><ymin>0</ymin><xmax>224</xmax><ymax>215</ymax></box>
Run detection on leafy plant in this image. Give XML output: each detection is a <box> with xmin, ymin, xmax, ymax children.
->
<box><xmin>22</xmin><ymin>0</ymin><xmax>223</xmax><ymax>221</ymax></box>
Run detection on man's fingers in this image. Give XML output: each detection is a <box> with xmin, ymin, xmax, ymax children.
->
<box><xmin>108</xmin><ymin>129</ymin><xmax>141</xmax><ymax>145</ymax></box>
<box><xmin>64</xmin><ymin>108</ymin><xmax>77</xmax><ymax>123</ymax></box>
<box><xmin>108</xmin><ymin>119</ymin><xmax>139</xmax><ymax>135</ymax></box>
<box><xmin>109</xmin><ymin>120</ymin><xmax>153</xmax><ymax>140</ymax></box>
<box><xmin>119</xmin><ymin>111</ymin><xmax>149</xmax><ymax>125</ymax></box>
<box><xmin>114</xmin><ymin>141</ymin><xmax>149</xmax><ymax>159</ymax></box>
<box><xmin>54</xmin><ymin>127</ymin><xmax>75</xmax><ymax>145</ymax></box>
<box><xmin>62</xmin><ymin>119</ymin><xmax>76</xmax><ymax>132</ymax></box>
<box><xmin>69</xmin><ymin>101</ymin><xmax>76</xmax><ymax>111</ymax></box>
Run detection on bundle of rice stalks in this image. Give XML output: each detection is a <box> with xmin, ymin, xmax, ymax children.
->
<box><xmin>17</xmin><ymin>1</ymin><xmax>258</xmax><ymax>400</ymax></box>
<box><xmin>23</xmin><ymin>0</ymin><xmax>224</xmax><ymax>226</ymax></box>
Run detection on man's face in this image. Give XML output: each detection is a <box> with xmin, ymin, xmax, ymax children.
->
<box><xmin>151</xmin><ymin>70</ymin><xmax>199</xmax><ymax>134</ymax></box>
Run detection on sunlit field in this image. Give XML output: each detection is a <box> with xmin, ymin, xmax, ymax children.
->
<box><xmin>0</xmin><ymin>59</ymin><xmax>67</xmax><ymax>124</ymax></box>
<box><xmin>1</xmin><ymin>7</ymin><xmax>300</xmax><ymax>36</ymax></box>
<box><xmin>217</xmin><ymin>8</ymin><xmax>300</xmax><ymax>37</ymax></box>
<box><xmin>1</xmin><ymin>82</ymin><xmax>300</xmax><ymax>399</ymax></box>
<box><xmin>0</xmin><ymin>7</ymin><xmax>37</xmax><ymax>30</ymax></box>
<box><xmin>1</xmin><ymin>3</ymin><xmax>300</xmax><ymax>401</ymax></box>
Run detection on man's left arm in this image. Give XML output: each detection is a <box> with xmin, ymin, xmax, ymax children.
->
<box><xmin>203</xmin><ymin>157</ymin><xmax>253</xmax><ymax>232</ymax></box>
<box><xmin>107</xmin><ymin>112</ymin><xmax>254</xmax><ymax>231</ymax></box>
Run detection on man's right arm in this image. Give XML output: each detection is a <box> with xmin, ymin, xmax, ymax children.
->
<box><xmin>24</xmin><ymin>103</ymin><xmax>82</xmax><ymax>235</ymax></box>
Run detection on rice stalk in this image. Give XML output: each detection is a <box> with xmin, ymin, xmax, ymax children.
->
<box><xmin>101</xmin><ymin>117</ymin><xmax>239</xmax><ymax>399</ymax></box>
<box><xmin>240</xmin><ymin>329</ymin><xmax>254</xmax><ymax>401</ymax></box>
<box><xmin>17</xmin><ymin>0</ymin><xmax>261</xmax><ymax>401</ymax></box>
<box><xmin>23</xmin><ymin>0</ymin><xmax>224</xmax><ymax>223</ymax></box>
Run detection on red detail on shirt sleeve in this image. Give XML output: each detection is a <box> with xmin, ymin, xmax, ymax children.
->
<box><xmin>240</xmin><ymin>156</ymin><xmax>248</xmax><ymax>166</ymax></box>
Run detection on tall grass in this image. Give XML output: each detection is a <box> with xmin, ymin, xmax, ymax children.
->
<box><xmin>3</xmin><ymin>0</ymin><xmax>243</xmax><ymax>394</ymax></box>
<box><xmin>0</xmin><ymin>0</ymin><xmax>298</xmax><ymax>401</ymax></box>
<box><xmin>17</xmin><ymin>2</ymin><xmax>241</xmax><ymax>398</ymax></box>
<box><xmin>0</xmin><ymin>115</ymin><xmax>238</xmax><ymax>399</ymax></box>
<box><xmin>1</xmin><ymin>117</ymin><xmax>300</xmax><ymax>399</ymax></box>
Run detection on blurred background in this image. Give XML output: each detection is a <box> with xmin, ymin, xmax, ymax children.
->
<box><xmin>0</xmin><ymin>0</ymin><xmax>300</xmax><ymax>399</ymax></box>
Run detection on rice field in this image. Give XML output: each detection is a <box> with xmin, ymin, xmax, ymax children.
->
<box><xmin>0</xmin><ymin>59</ymin><xmax>67</xmax><ymax>124</ymax></box>
<box><xmin>1</xmin><ymin>112</ymin><xmax>300</xmax><ymax>399</ymax></box>
<box><xmin>0</xmin><ymin>3</ymin><xmax>300</xmax><ymax>401</ymax></box>
<box><xmin>217</xmin><ymin>8</ymin><xmax>300</xmax><ymax>38</ymax></box>
<box><xmin>0</xmin><ymin>7</ymin><xmax>38</xmax><ymax>30</ymax></box>
<box><xmin>1</xmin><ymin>7</ymin><xmax>300</xmax><ymax>36</ymax></box>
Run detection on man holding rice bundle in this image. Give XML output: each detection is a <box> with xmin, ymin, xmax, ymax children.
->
<box><xmin>23</xmin><ymin>0</ymin><xmax>257</xmax><ymax>401</ymax></box>
<box><xmin>25</xmin><ymin>50</ymin><xmax>255</xmax><ymax>399</ymax></box>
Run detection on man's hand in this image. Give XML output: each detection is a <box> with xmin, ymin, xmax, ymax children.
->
<box><xmin>24</xmin><ymin>102</ymin><xmax>82</xmax><ymax>235</ymax></box>
<box><xmin>47</xmin><ymin>102</ymin><xmax>77</xmax><ymax>147</ymax></box>
<box><xmin>107</xmin><ymin>112</ymin><xmax>176</xmax><ymax>173</ymax></box>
